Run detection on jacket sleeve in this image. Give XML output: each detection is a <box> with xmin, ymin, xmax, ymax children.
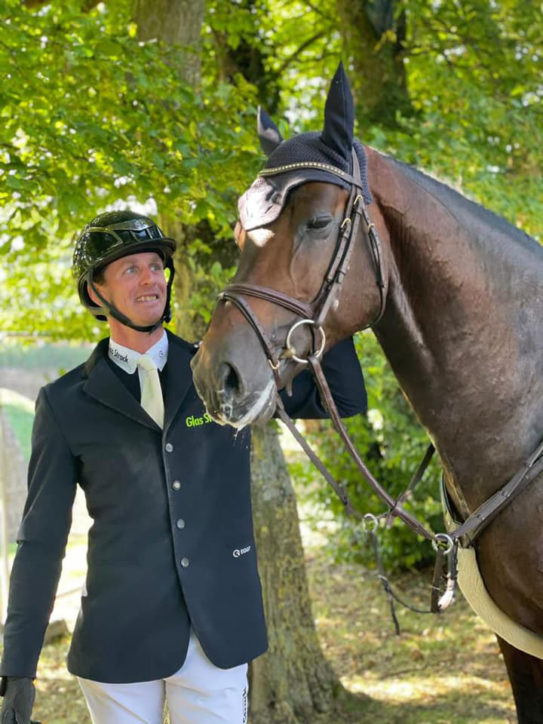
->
<box><xmin>280</xmin><ymin>337</ymin><xmax>367</xmax><ymax>419</ymax></box>
<box><xmin>0</xmin><ymin>388</ymin><xmax>77</xmax><ymax>678</ymax></box>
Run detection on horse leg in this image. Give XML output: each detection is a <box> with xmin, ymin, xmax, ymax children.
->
<box><xmin>497</xmin><ymin>636</ymin><xmax>543</xmax><ymax>723</ymax></box>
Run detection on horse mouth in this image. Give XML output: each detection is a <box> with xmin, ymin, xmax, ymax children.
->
<box><xmin>202</xmin><ymin>378</ymin><xmax>277</xmax><ymax>429</ymax></box>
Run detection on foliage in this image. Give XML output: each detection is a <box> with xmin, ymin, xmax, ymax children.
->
<box><xmin>0</xmin><ymin>0</ymin><xmax>260</xmax><ymax>340</ymax></box>
<box><xmin>0</xmin><ymin>388</ymin><xmax>35</xmax><ymax>461</ymax></box>
<box><xmin>237</xmin><ymin>0</ymin><xmax>542</xmax><ymax>238</ymax></box>
<box><xmin>0</xmin><ymin>0</ymin><xmax>540</xmax><ymax>569</ymax></box>
<box><xmin>0</xmin><ymin>342</ymin><xmax>89</xmax><ymax>369</ymax></box>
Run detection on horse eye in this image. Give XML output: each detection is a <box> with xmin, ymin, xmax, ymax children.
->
<box><xmin>307</xmin><ymin>215</ymin><xmax>332</xmax><ymax>231</ymax></box>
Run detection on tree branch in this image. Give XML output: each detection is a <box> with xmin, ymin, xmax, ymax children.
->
<box><xmin>274</xmin><ymin>30</ymin><xmax>327</xmax><ymax>76</ymax></box>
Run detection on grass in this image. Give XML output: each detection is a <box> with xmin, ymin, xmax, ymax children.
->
<box><xmin>307</xmin><ymin>549</ymin><xmax>515</xmax><ymax>723</ymax></box>
<box><xmin>0</xmin><ymin>388</ymin><xmax>35</xmax><ymax>460</ymax></box>
<box><xmin>25</xmin><ymin>528</ymin><xmax>516</xmax><ymax>724</ymax></box>
<box><xmin>0</xmin><ymin>344</ymin><xmax>89</xmax><ymax>371</ymax></box>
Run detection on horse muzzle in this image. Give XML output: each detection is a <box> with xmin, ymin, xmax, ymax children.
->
<box><xmin>191</xmin><ymin>326</ymin><xmax>278</xmax><ymax>428</ymax></box>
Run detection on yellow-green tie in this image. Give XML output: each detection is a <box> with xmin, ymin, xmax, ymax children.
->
<box><xmin>137</xmin><ymin>354</ymin><xmax>164</xmax><ymax>428</ymax></box>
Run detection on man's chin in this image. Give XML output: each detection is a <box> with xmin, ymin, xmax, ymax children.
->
<box><xmin>122</xmin><ymin>309</ymin><xmax>164</xmax><ymax>330</ymax></box>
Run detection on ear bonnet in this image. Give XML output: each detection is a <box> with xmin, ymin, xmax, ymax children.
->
<box><xmin>239</xmin><ymin>63</ymin><xmax>372</xmax><ymax>231</ymax></box>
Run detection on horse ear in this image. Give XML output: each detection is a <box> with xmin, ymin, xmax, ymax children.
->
<box><xmin>257</xmin><ymin>107</ymin><xmax>283</xmax><ymax>156</ymax></box>
<box><xmin>321</xmin><ymin>62</ymin><xmax>354</xmax><ymax>158</ymax></box>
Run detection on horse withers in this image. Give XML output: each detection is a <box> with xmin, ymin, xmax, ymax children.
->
<box><xmin>191</xmin><ymin>64</ymin><xmax>543</xmax><ymax>722</ymax></box>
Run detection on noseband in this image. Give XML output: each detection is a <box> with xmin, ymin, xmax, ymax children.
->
<box><xmin>218</xmin><ymin>149</ymin><xmax>386</xmax><ymax>385</ymax></box>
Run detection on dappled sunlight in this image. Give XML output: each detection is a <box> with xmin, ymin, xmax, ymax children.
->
<box><xmin>303</xmin><ymin>536</ymin><xmax>517</xmax><ymax>721</ymax></box>
<box><xmin>343</xmin><ymin>671</ymin><xmax>508</xmax><ymax>704</ymax></box>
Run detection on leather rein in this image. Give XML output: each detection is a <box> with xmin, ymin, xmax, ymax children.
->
<box><xmin>218</xmin><ymin>149</ymin><xmax>543</xmax><ymax>614</ymax></box>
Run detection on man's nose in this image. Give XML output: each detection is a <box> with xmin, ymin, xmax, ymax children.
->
<box><xmin>140</xmin><ymin>266</ymin><xmax>154</xmax><ymax>284</ymax></box>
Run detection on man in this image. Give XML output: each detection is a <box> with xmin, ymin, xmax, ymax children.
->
<box><xmin>0</xmin><ymin>210</ymin><xmax>367</xmax><ymax>723</ymax></box>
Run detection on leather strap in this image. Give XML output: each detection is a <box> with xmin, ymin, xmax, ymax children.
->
<box><xmin>452</xmin><ymin>440</ymin><xmax>543</xmax><ymax>547</ymax></box>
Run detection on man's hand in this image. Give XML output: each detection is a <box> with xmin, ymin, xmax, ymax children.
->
<box><xmin>0</xmin><ymin>677</ymin><xmax>40</xmax><ymax>724</ymax></box>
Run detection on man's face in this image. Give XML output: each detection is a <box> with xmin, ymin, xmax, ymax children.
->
<box><xmin>93</xmin><ymin>251</ymin><xmax>167</xmax><ymax>327</ymax></box>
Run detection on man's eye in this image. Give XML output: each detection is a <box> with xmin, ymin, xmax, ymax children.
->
<box><xmin>150</xmin><ymin>263</ymin><xmax>164</xmax><ymax>272</ymax></box>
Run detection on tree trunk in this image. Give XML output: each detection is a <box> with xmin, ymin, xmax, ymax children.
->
<box><xmin>249</xmin><ymin>422</ymin><xmax>338</xmax><ymax>723</ymax></box>
<box><xmin>132</xmin><ymin>0</ymin><xmax>206</xmax><ymax>341</ymax></box>
<box><xmin>208</xmin><ymin>13</ymin><xmax>345</xmax><ymax>720</ymax></box>
<box><xmin>133</xmin><ymin>0</ymin><xmax>204</xmax><ymax>85</ymax></box>
<box><xmin>336</xmin><ymin>0</ymin><xmax>411</xmax><ymax>127</ymax></box>
<box><xmin>134</xmin><ymin>3</ymin><xmax>340</xmax><ymax>719</ymax></box>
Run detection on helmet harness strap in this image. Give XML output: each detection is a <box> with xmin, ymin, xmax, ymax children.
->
<box><xmin>86</xmin><ymin>258</ymin><xmax>175</xmax><ymax>334</ymax></box>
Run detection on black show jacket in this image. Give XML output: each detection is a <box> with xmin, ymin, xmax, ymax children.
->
<box><xmin>0</xmin><ymin>332</ymin><xmax>366</xmax><ymax>683</ymax></box>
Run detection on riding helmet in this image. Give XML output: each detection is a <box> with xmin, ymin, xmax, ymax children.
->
<box><xmin>73</xmin><ymin>210</ymin><xmax>177</xmax><ymax>331</ymax></box>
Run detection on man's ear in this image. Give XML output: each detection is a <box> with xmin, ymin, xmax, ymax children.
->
<box><xmin>87</xmin><ymin>278</ymin><xmax>105</xmax><ymax>306</ymax></box>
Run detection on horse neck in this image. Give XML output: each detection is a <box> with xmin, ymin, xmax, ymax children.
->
<box><xmin>366</xmin><ymin>148</ymin><xmax>543</xmax><ymax>503</ymax></box>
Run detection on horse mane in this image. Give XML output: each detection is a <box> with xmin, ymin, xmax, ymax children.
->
<box><xmin>390</xmin><ymin>156</ymin><xmax>540</xmax><ymax>256</ymax></box>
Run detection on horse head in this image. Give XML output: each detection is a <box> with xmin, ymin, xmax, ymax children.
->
<box><xmin>192</xmin><ymin>64</ymin><xmax>387</xmax><ymax>427</ymax></box>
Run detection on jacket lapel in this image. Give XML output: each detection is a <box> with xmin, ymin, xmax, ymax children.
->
<box><xmin>162</xmin><ymin>331</ymin><xmax>197</xmax><ymax>431</ymax></box>
<box><xmin>83</xmin><ymin>338</ymin><xmax>159</xmax><ymax>431</ymax></box>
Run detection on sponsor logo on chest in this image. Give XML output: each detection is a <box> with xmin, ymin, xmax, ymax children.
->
<box><xmin>185</xmin><ymin>412</ymin><xmax>213</xmax><ymax>428</ymax></box>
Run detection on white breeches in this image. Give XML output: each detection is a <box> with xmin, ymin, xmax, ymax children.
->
<box><xmin>78</xmin><ymin>632</ymin><xmax>248</xmax><ymax>724</ymax></box>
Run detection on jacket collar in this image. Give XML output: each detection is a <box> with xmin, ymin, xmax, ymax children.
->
<box><xmin>83</xmin><ymin>331</ymin><xmax>197</xmax><ymax>431</ymax></box>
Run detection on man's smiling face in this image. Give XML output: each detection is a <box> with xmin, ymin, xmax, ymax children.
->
<box><xmin>93</xmin><ymin>251</ymin><xmax>167</xmax><ymax>329</ymax></box>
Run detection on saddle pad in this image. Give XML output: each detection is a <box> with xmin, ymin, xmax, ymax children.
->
<box><xmin>441</xmin><ymin>477</ymin><xmax>543</xmax><ymax>659</ymax></box>
<box><xmin>457</xmin><ymin>546</ymin><xmax>543</xmax><ymax>659</ymax></box>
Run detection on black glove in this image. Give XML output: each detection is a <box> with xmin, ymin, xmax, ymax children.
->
<box><xmin>0</xmin><ymin>677</ymin><xmax>40</xmax><ymax>724</ymax></box>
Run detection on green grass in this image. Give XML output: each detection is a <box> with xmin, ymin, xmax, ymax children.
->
<box><xmin>307</xmin><ymin>549</ymin><xmax>515</xmax><ymax>723</ymax></box>
<box><xmin>0</xmin><ymin>388</ymin><xmax>35</xmax><ymax>461</ymax></box>
<box><xmin>27</xmin><ymin>544</ymin><xmax>516</xmax><ymax>724</ymax></box>
<box><xmin>0</xmin><ymin>343</ymin><xmax>89</xmax><ymax>371</ymax></box>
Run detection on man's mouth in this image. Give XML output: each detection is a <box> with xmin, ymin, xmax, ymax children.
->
<box><xmin>136</xmin><ymin>294</ymin><xmax>160</xmax><ymax>303</ymax></box>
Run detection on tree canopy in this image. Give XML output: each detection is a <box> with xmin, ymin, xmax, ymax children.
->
<box><xmin>1</xmin><ymin>0</ymin><xmax>540</xmax><ymax>339</ymax></box>
<box><xmin>1</xmin><ymin>0</ymin><xmax>541</xmax><ymax>567</ymax></box>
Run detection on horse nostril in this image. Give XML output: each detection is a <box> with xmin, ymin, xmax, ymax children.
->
<box><xmin>219</xmin><ymin>362</ymin><xmax>243</xmax><ymax>398</ymax></box>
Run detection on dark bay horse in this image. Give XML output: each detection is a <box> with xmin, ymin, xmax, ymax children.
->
<box><xmin>191</xmin><ymin>64</ymin><xmax>543</xmax><ymax>721</ymax></box>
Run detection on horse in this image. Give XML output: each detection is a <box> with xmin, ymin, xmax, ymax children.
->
<box><xmin>190</xmin><ymin>64</ymin><xmax>543</xmax><ymax>722</ymax></box>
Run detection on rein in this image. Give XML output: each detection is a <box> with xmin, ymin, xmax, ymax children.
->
<box><xmin>218</xmin><ymin>148</ymin><xmax>543</xmax><ymax>618</ymax></box>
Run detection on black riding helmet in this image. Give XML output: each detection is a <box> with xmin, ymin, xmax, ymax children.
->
<box><xmin>73</xmin><ymin>210</ymin><xmax>177</xmax><ymax>333</ymax></box>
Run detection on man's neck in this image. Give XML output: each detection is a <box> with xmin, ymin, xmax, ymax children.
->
<box><xmin>108</xmin><ymin>320</ymin><xmax>166</xmax><ymax>353</ymax></box>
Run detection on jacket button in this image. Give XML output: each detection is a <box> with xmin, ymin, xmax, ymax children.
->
<box><xmin>165</xmin><ymin>443</ymin><xmax>174</xmax><ymax>453</ymax></box>
<box><xmin>176</xmin><ymin>518</ymin><xmax>185</xmax><ymax>529</ymax></box>
<box><xmin>181</xmin><ymin>557</ymin><xmax>190</xmax><ymax>568</ymax></box>
<box><xmin>172</xmin><ymin>480</ymin><xmax>181</xmax><ymax>490</ymax></box>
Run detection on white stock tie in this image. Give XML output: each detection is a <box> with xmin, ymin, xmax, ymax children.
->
<box><xmin>137</xmin><ymin>354</ymin><xmax>164</xmax><ymax>428</ymax></box>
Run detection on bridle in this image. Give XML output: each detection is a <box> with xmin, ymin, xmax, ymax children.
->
<box><xmin>220</xmin><ymin>150</ymin><xmax>445</xmax><ymax>517</ymax></box>
<box><xmin>219</xmin><ymin>149</ymin><xmax>386</xmax><ymax>379</ymax></box>
<box><xmin>215</xmin><ymin>147</ymin><xmax>543</xmax><ymax>615</ymax></box>
<box><xmin>217</xmin><ymin>150</ymin><xmax>443</xmax><ymax>540</ymax></box>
